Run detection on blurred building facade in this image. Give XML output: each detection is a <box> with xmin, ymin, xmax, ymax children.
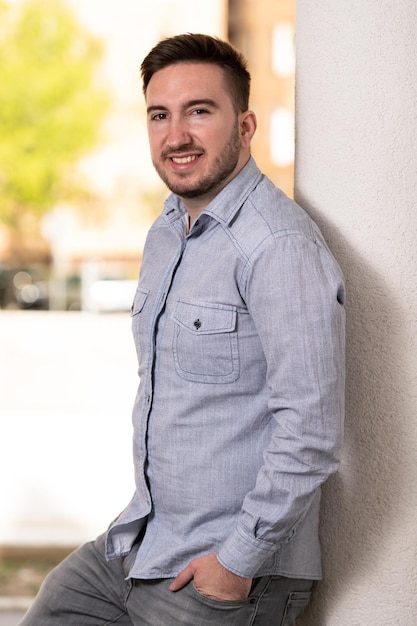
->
<box><xmin>0</xmin><ymin>0</ymin><xmax>295</xmax><ymax>310</ymax></box>
<box><xmin>229</xmin><ymin>0</ymin><xmax>296</xmax><ymax>197</ymax></box>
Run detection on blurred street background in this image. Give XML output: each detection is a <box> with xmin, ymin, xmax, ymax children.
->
<box><xmin>0</xmin><ymin>0</ymin><xmax>295</xmax><ymax>620</ymax></box>
<box><xmin>0</xmin><ymin>311</ymin><xmax>137</xmax><ymax>546</ymax></box>
<box><xmin>0</xmin><ymin>311</ymin><xmax>137</xmax><ymax>623</ymax></box>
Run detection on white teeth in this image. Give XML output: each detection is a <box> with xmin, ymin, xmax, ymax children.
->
<box><xmin>171</xmin><ymin>155</ymin><xmax>197</xmax><ymax>164</ymax></box>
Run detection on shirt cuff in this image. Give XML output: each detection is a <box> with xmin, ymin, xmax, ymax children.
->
<box><xmin>217</xmin><ymin>524</ymin><xmax>279</xmax><ymax>578</ymax></box>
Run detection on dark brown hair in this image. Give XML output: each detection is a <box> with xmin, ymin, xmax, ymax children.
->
<box><xmin>140</xmin><ymin>33</ymin><xmax>251</xmax><ymax>112</ymax></box>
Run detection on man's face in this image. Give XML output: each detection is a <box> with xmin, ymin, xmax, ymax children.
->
<box><xmin>145</xmin><ymin>62</ymin><xmax>249</xmax><ymax>210</ymax></box>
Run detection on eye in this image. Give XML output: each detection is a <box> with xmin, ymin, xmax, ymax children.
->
<box><xmin>150</xmin><ymin>112</ymin><xmax>167</xmax><ymax>121</ymax></box>
<box><xmin>191</xmin><ymin>108</ymin><xmax>208</xmax><ymax>116</ymax></box>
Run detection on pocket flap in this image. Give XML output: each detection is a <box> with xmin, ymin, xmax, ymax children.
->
<box><xmin>172</xmin><ymin>300</ymin><xmax>236</xmax><ymax>334</ymax></box>
<box><xmin>131</xmin><ymin>287</ymin><xmax>149</xmax><ymax>316</ymax></box>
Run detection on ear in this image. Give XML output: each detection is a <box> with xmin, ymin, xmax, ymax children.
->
<box><xmin>239</xmin><ymin>110</ymin><xmax>257</xmax><ymax>148</ymax></box>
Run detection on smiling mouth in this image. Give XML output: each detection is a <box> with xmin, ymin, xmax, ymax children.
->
<box><xmin>170</xmin><ymin>155</ymin><xmax>198</xmax><ymax>164</ymax></box>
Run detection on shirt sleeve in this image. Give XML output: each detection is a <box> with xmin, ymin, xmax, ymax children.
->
<box><xmin>217</xmin><ymin>231</ymin><xmax>346</xmax><ymax>578</ymax></box>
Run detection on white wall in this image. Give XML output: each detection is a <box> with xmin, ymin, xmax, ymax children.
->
<box><xmin>295</xmin><ymin>1</ymin><xmax>417</xmax><ymax>624</ymax></box>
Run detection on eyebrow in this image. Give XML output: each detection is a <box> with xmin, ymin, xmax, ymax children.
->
<box><xmin>146</xmin><ymin>98</ymin><xmax>219</xmax><ymax>115</ymax></box>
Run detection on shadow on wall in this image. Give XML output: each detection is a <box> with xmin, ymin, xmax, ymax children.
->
<box><xmin>295</xmin><ymin>199</ymin><xmax>409</xmax><ymax>625</ymax></box>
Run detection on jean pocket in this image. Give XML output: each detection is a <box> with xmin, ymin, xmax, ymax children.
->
<box><xmin>280</xmin><ymin>591</ymin><xmax>312</xmax><ymax>626</ymax></box>
<box><xmin>190</xmin><ymin>582</ymin><xmax>249</xmax><ymax>609</ymax></box>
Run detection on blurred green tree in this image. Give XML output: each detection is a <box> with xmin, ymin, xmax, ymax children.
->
<box><xmin>0</xmin><ymin>0</ymin><xmax>109</xmax><ymax>234</ymax></box>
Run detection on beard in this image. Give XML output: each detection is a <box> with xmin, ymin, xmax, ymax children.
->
<box><xmin>153</xmin><ymin>119</ymin><xmax>241</xmax><ymax>199</ymax></box>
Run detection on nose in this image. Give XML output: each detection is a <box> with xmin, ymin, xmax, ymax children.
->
<box><xmin>166</xmin><ymin>117</ymin><xmax>192</xmax><ymax>150</ymax></box>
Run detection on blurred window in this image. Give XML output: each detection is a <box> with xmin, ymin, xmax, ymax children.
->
<box><xmin>272</xmin><ymin>22</ymin><xmax>295</xmax><ymax>77</ymax></box>
<box><xmin>270</xmin><ymin>107</ymin><xmax>295</xmax><ymax>167</ymax></box>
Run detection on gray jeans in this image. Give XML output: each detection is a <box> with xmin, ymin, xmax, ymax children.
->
<box><xmin>19</xmin><ymin>534</ymin><xmax>313</xmax><ymax>625</ymax></box>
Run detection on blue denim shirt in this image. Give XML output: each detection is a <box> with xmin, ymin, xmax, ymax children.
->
<box><xmin>106</xmin><ymin>157</ymin><xmax>345</xmax><ymax>580</ymax></box>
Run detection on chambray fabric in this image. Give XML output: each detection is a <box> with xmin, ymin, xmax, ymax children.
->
<box><xmin>106</xmin><ymin>157</ymin><xmax>345</xmax><ymax>581</ymax></box>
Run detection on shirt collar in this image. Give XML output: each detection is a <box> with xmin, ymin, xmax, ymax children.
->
<box><xmin>162</xmin><ymin>157</ymin><xmax>262</xmax><ymax>227</ymax></box>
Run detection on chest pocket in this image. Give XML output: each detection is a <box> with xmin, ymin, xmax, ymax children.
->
<box><xmin>172</xmin><ymin>300</ymin><xmax>240</xmax><ymax>384</ymax></box>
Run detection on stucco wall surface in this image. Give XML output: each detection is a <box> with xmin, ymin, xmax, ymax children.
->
<box><xmin>295</xmin><ymin>1</ymin><xmax>417</xmax><ymax>624</ymax></box>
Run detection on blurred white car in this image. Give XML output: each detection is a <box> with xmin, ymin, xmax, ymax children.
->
<box><xmin>84</xmin><ymin>278</ymin><xmax>137</xmax><ymax>313</ymax></box>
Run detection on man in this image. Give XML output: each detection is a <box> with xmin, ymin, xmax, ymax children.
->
<box><xmin>21</xmin><ymin>33</ymin><xmax>345</xmax><ymax>625</ymax></box>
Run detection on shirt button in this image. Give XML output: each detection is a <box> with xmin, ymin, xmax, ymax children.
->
<box><xmin>194</xmin><ymin>319</ymin><xmax>201</xmax><ymax>330</ymax></box>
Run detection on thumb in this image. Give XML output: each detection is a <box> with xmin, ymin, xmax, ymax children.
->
<box><xmin>169</xmin><ymin>562</ymin><xmax>195</xmax><ymax>592</ymax></box>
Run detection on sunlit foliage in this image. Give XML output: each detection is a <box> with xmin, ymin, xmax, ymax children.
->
<box><xmin>0</xmin><ymin>0</ymin><xmax>109</xmax><ymax>230</ymax></box>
